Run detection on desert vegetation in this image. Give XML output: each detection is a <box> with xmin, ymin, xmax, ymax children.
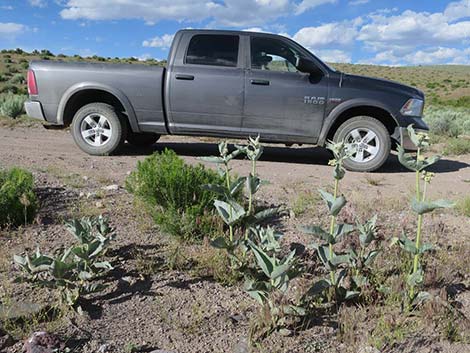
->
<box><xmin>1</xmin><ymin>124</ymin><xmax>469</xmax><ymax>352</ymax></box>
<box><xmin>0</xmin><ymin>48</ymin><xmax>469</xmax><ymax>352</ymax></box>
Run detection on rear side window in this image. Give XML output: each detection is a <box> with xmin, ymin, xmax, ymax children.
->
<box><xmin>185</xmin><ymin>34</ymin><xmax>239</xmax><ymax>67</ymax></box>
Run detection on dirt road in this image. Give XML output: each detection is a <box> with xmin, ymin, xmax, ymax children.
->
<box><xmin>0</xmin><ymin>125</ymin><xmax>469</xmax><ymax>201</ymax></box>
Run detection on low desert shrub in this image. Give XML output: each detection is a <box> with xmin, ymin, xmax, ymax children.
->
<box><xmin>456</xmin><ymin>196</ymin><xmax>470</xmax><ymax>217</ymax></box>
<box><xmin>424</xmin><ymin>106</ymin><xmax>470</xmax><ymax>137</ymax></box>
<box><xmin>126</xmin><ymin>149</ymin><xmax>224</xmax><ymax>241</ymax></box>
<box><xmin>0</xmin><ymin>167</ymin><xmax>38</xmax><ymax>227</ymax></box>
<box><xmin>0</xmin><ymin>93</ymin><xmax>27</xmax><ymax>118</ymax></box>
<box><xmin>443</xmin><ymin>137</ymin><xmax>470</xmax><ymax>156</ymax></box>
<box><xmin>9</xmin><ymin>73</ymin><xmax>25</xmax><ymax>84</ymax></box>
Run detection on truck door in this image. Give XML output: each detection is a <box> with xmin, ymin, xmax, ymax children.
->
<box><xmin>243</xmin><ymin>36</ymin><xmax>328</xmax><ymax>143</ymax></box>
<box><xmin>166</xmin><ymin>33</ymin><xmax>244</xmax><ymax>136</ymax></box>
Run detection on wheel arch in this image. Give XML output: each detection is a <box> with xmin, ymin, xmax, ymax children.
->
<box><xmin>57</xmin><ymin>83</ymin><xmax>140</xmax><ymax>132</ymax></box>
<box><xmin>318</xmin><ymin>101</ymin><xmax>398</xmax><ymax>146</ymax></box>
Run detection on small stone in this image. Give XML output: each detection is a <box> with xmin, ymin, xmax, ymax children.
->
<box><xmin>86</xmin><ymin>192</ymin><xmax>97</xmax><ymax>199</ymax></box>
<box><xmin>23</xmin><ymin>332</ymin><xmax>64</xmax><ymax>353</ymax></box>
<box><xmin>102</xmin><ymin>184</ymin><xmax>119</xmax><ymax>191</ymax></box>
<box><xmin>150</xmin><ymin>350</ymin><xmax>174</xmax><ymax>353</ymax></box>
<box><xmin>82</xmin><ymin>176</ymin><xmax>89</xmax><ymax>181</ymax></box>
<box><xmin>79</xmin><ymin>192</ymin><xmax>85</xmax><ymax>198</ymax></box>
<box><xmin>95</xmin><ymin>201</ymin><xmax>104</xmax><ymax>209</ymax></box>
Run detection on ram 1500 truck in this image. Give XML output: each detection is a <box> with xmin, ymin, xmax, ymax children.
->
<box><xmin>24</xmin><ymin>29</ymin><xmax>428</xmax><ymax>172</ymax></box>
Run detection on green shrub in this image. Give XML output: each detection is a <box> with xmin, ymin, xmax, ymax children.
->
<box><xmin>0</xmin><ymin>85</ymin><xmax>19</xmax><ymax>94</ymax></box>
<box><xmin>0</xmin><ymin>167</ymin><xmax>38</xmax><ymax>227</ymax></box>
<box><xmin>456</xmin><ymin>196</ymin><xmax>470</xmax><ymax>217</ymax></box>
<box><xmin>443</xmin><ymin>138</ymin><xmax>470</xmax><ymax>156</ymax></box>
<box><xmin>0</xmin><ymin>93</ymin><xmax>27</xmax><ymax>118</ymax></box>
<box><xmin>424</xmin><ymin>106</ymin><xmax>470</xmax><ymax>137</ymax></box>
<box><xmin>126</xmin><ymin>149</ymin><xmax>224</xmax><ymax>241</ymax></box>
<box><xmin>9</xmin><ymin>73</ymin><xmax>25</xmax><ymax>84</ymax></box>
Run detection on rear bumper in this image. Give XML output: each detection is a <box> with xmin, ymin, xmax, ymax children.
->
<box><xmin>24</xmin><ymin>101</ymin><xmax>45</xmax><ymax>121</ymax></box>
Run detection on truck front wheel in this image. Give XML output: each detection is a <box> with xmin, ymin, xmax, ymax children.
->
<box><xmin>71</xmin><ymin>103</ymin><xmax>127</xmax><ymax>156</ymax></box>
<box><xmin>333</xmin><ymin>116</ymin><xmax>391</xmax><ymax>172</ymax></box>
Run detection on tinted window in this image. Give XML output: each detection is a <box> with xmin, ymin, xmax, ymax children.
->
<box><xmin>186</xmin><ymin>35</ymin><xmax>239</xmax><ymax>67</ymax></box>
<box><xmin>251</xmin><ymin>37</ymin><xmax>302</xmax><ymax>72</ymax></box>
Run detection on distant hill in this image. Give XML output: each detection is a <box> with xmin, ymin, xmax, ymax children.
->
<box><xmin>1</xmin><ymin>48</ymin><xmax>469</xmax><ymax>107</ymax></box>
<box><xmin>331</xmin><ymin>63</ymin><xmax>470</xmax><ymax>106</ymax></box>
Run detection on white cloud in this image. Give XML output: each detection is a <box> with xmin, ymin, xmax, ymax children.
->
<box><xmin>314</xmin><ymin>49</ymin><xmax>351</xmax><ymax>63</ymax></box>
<box><xmin>142</xmin><ymin>34</ymin><xmax>174</xmax><ymax>49</ymax></box>
<box><xmin>293</xmin><ymin>19</ymin><xmax>361</xmax><ymax>49</ymax></box>
<box><xmin>444</xmin><ymin>0</ymin><xmax>470</xmax><ymax>21</ymax></box>
<box><xmin>1</xmin><ymin>5</ymin><xmax>14</xmax><ymax>10</ymax></box>
<box><xmin>365</xmin><ymin>47</ymin><xmax>470</xmax><ymax>66</ymax></box>
<box><xmin>0</xmin><ymin>22</ymin><xmax>27</xmax><ymax>38</ymax></box>
<box><xmin>358</xmin><ymin>1</ymin><xmax>470</xmax><ymax>53</ymax></box>
<box><xmin>295</xmin><ymin>0</ymin><xmax>337</xmax><ymax>15</ymax></box>
<box><xmin>29</xmin><ymin>0</ymin><xmax>47</xmax><ymax>7</ymax></box>
<box><xmin>349</xmin><ymin>0</ymin><xmax>369</xmax><ymax>6</ymax></box>
<box><xmin>60</xmin><ymin>0</ymin><xmax>293</xmax><ymax>27</ymax></box>
<box><xmin>243</xmin><ymin>27</ymin><xmax>266</xmax><ymax>33</ymax></box>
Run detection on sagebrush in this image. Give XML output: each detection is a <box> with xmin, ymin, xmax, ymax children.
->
<box><xmin>126</xmin><ymin>149</ymin><xmax>224</xmax><ymax>241</ymax></box>
<box><xmin>0</xmin><ymin>93</ymin><xmax>27</xmax><ymax>119</ymax></box>
<box><xmin>0</xmin><ymin>167</ymin><xmax>38</xmax><ymax>227</ymax></box>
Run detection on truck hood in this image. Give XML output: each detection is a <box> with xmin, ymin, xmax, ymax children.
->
<box><xmin>341</xmin><ymin>73</ymin><xmax>424</xmax><ymax>100</ymax></box>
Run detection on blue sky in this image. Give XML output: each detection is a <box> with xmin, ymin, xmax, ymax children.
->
<box><xmin>0</xmin><ymin>0</ymin><xmax>469</xmax><ymax>65</ymax></box>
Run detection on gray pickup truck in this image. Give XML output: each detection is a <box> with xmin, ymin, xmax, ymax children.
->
<box><xmin>25</xmin><ymin>29</ymin><xmax>428</xmax><ymax>172</ymax></box>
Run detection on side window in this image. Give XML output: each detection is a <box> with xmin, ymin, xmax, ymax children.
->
<box><xmin>186</xmin><ymin>35</ymin><xmax>239</xmax><ymax>67</ymax></box>
<box><xmin>251</xmin><ymin>37</ymin><xmax>301</xmax><ymax>72</ymax></box>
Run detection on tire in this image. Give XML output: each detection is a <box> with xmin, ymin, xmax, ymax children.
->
<box><xmin>71</xmin><ymin>103</ymin><xmax>127</xmax><ymax>156</ymax></box>
<box><xmin>127</xmin><ymin>132</ymin><xmax>160</xmax><ymax>147</ymax></box>
<box><xmin>333</xmin><ymin>116</ymin><xmax>391</xmax><ymax>172</ymax></box>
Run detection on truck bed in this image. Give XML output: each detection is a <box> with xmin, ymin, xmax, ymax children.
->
<box><xmin>30</xmin><ymin>60</ymin><xmax>167</xmax><ymax>133</ymax></box>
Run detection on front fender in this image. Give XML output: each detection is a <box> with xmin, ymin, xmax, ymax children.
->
<box><xmin>317</xmin><ymin>98</ymin><xmax>398</xmax><ymax>146</ymax></box>
<box><xmin>57</xmin><ymin>82</ymin><xmax>140</xmax><ymax>132</ymax></box>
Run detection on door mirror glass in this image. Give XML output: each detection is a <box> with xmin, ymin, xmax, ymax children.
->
<box><xmin>296</xmin><ymin>57</ymin><xmax>323</xmax><ymax>76</ymax></box>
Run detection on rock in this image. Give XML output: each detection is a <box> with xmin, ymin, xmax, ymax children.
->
<box><xmin>150</xmin><ymin>350</ymin><xmax>175</xmax><ymax>353</ymax></box>
<box><xmin>102</xmin><ymin>184</ymin><xmax>119</xmax><ymax>191</ymax></box>
<box><xmin>23</xmin><ymin>332</ymin><xmax>64</xmax><ymax>353</ymax></box>
<box><xmin>98</xmin><ymin>343</ymin><xmax>111</xmax><ymax>353</ymax></box>
<box><xmin>95</xmin><ymin>201</ymin><xmax>104</xmax><ymax>209</ymax></box>
<box><xmin>86</xmin><ymin>192</ymin><xmax>97</xmax><ymax>199</ymax></box>
<box><xmin>233</xmin><ymin>339</ymin><xmax>249</xmax><ymax>353</ymax></box>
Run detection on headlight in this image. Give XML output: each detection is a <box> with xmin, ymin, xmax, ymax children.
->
<box><xmin>400</xmin><ymin>99</ymin><xmax>424</xmax><ymax>116</ymax></box>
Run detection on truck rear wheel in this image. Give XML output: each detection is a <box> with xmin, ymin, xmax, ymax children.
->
<box><xmin>71</xmin><ymin>103</ymin><xmax>127</xmax><ymax>156</ymax></box>
<box><xmin>127</xmin><ymin>132</ymin><xmax>160</xmax><ymax>147</ymax></box>
<box><xmin>333</xmin><ymin>116</ymin><xmax>391</xmax><ymax>172</ymax></box>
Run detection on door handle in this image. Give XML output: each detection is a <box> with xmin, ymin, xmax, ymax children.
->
<box><xmin>251</xmin><ymin>79</ymin><xmax>270</xmax><ymax>86</ymax></box>
<box><xmin>175</xmin><ymin>74</ymin><xmax>195</xmax><ymax>80</ymax></box>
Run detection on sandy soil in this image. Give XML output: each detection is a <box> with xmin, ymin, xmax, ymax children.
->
<box><xmin>0</xmin><ymin>125</ymin><xmax>469</xmax><ymax>353</ymax></box>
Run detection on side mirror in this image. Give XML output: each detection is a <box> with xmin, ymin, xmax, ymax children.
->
<box><xmin>297</xmin><ymin>58</ymin><xmax>323</xmax><ymax>76</ymax></box>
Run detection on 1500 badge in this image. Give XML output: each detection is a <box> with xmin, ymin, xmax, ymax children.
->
<box><xmin>304</xmin><ymin>96</ymin><xmax>326</xmax><ymax>105</ymax></box>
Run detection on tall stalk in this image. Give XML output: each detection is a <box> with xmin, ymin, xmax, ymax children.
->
<box><xmin>328</xmin><ymin>178</ymin><xmax>340</xmax><ymax>284</ymax></box>
<box><xmin>396</xmin><ymin>125</ymin><xmax>453</xmax><ymax>306</ymax></box>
